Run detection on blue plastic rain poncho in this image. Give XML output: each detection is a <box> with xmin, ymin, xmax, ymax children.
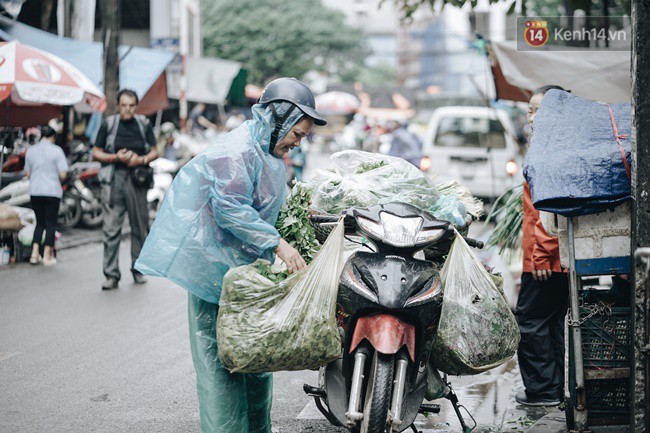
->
<box><xmin>135</xmin><ymin>102</ymin><xmax>304</xmax><ymax>433</ymax></box>
<box><xmin>135</xmin><ymin>102</ymin><xmax>304</xmax><ymax>303</ymax></box>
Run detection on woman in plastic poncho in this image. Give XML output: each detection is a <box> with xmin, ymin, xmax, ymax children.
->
<box><xmin>135</xmin><ymin>78</ymin><xmax>327</xmax><ymax>433</ymax></box>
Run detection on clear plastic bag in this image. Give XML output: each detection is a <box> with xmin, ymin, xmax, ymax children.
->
<box><xmin>430</xmin><ymin>231</ymin><xmax>520</xmax><ymax>375</ymax></box>
<box><xmin>217</xmin><ymin>221</ymin><xmax>345</xmax><ymax>373</ymax></box>
<box><xmin>309</xmin><ymin>150</ymin><xmax>440</xmax><ymax>214</ymax></box>
<box><xmin>308</xmin><ymin>150</ymin><xmax>471</xmax><ymax>227</ymax></box>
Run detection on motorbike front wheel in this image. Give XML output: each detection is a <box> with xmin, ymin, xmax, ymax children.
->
<box><xmin>359</xmin><ymin>352</ymin><xmax>394</xmax><ymax>433</ymax></box>
<box><xmin>80</xmin><ymin>187</ymin><xmax>102</xmax><ymax>228</ymax></box>
<box><xmin>57</xmin><ymin>193</ymin><xmax>82</xmax><ymax>229</ymax></box>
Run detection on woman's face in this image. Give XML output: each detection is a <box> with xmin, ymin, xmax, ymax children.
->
<box><xmin>273</xmin><ymin>117</ymin><xmax>314</xmax><ymax>157</ymax></box>
<box><xmin>527</xmin><ymin>93</ymin><xmax>544</xmax><ymax>127</ymax></box>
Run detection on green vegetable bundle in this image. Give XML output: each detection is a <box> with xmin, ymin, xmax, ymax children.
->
<box><xmin>276</xmin><ymin>181</ymin><xmax>320</xmax><ymax>264</ymax></box>
<box><xmin>435</xmin><ymin>180</ymin><xmax>485</xmax><ymax>220</ymax></box>
<box><xmin>430</xmin><ymin>232</ymin><xmax>519</xmax><ymax>375</ymax></box>
<box><xmin>485</xmin><ymin>184</ymin><xmax>523</xmax><ymax>262</ymax></box>
<box><xmin>217</xmin><ymin>222</ymin><xmax>346</xmax><ymax>373</ymax></box>
<box><xmin>309</xmin><ymin>150</ymin><xmax>440</xmax><ymax>216</ymax></box>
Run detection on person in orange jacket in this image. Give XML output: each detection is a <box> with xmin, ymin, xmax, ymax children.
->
<box><xmin>515</xmin><ymin>85</ymin><xmax>569</xmax><ymax>407</ymax></box>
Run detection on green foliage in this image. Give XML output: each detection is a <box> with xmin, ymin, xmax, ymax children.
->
<box><xmin>356</xmin><ymin>160</ymin><xmax>388</xmax><ymax>174</ymax></box>
<box><xmin>485</xmin><ymin>184</ymin><xmax>523</xmax><ymax>262</ymax></box>
<box><xmin>343</xmin><ymin>62</ymin><xmax>397</xmax><ymax>86</ymax></box>
<box><xmin>389</xmin><ymin>0</ymin><xmax>630</xmax><ymax>20</ymax></box>
<box><xmin>276</xmin><ymin>181</ymin><xmax>320</xmax><ymax>264</ymax></box>
<box><xmin>202</xmin><ymin>0</ymin><xmax>366</xmax><ymax>85</ymax></box>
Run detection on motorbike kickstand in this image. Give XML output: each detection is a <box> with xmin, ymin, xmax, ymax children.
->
<box><xmin>445</xmin><ymin>383</ymin><xmax>477</xmax><ymax>433</ymax></box>
<box><xmin>409</xmin><ymin>425</ymin><xmax>420</xmax><ymax>433</ymax></box>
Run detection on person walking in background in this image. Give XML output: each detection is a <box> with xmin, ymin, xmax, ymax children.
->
<box><xmin>187</xmin><ymin>103</ymin><xmax>219</xmax><ymax>135</ymax></box>
<box><xmin>24</xmin><ymin>124</ymin><xmax>68</xmax><ymax>266</ymax></box>
<box><xmin>386</xmin><ymin>120</ymin><xmax>423</xmax><ymax>166</ymax></box>
<box><xmin>92</xmin><ymin>89</ymin><xmax>158</xmax><ymax>290</ymax></box>
<box><xmin>515</xmin><ymin>85</ymin><xmax>569</xmax><ymax>407</ymax></box>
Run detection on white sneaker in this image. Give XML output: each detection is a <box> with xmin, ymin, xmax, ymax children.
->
<box><xmin>29</xmin><ymin>255</ymin><xmax>42</xmax><ymax>265</ymax></box>
<box><xmin>43</xmin><ymin>256</ymin><xmax>58</xmax><ymax>266</ymax></box>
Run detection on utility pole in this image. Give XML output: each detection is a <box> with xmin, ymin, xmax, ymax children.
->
<box><xmin>631</xmin><ymin>1</ymin><xmax>649</xmax><ymax>431</ymax></box>
<box><xmin>103</xmin><ymin>0</ymin><xmax>121</xmax><ymax>115</ymax></box>
<box><xmin>179</xmin><ymin>0</ymin><xmax>188</xmax><ymax>131</ymax></box>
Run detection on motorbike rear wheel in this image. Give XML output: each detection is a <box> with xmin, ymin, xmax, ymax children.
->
<box><xmin>360</xmin><ymin>352</ymin><xmax>394</xmax><ymax>433</ymax></box>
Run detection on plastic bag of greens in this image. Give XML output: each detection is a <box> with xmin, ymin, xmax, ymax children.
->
<box><xmin>309</xmin><ymin>150</ymin><xmax>440</xmax><ymax>216</ymax></box>
<box><xmin>217</xmin><ymin>221</ymin><xmax>345</xmax><ymax>373</ymax></box>
<box><xmin>430</xmin><ymin>231</ymin><xmax>519</xmax><ymax>375</ymax></box>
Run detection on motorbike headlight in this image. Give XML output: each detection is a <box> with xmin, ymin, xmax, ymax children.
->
<box><xmin>357</xmin><ymin>212</ymin><xmax>447</xmax><ymax>248</ymax></box>
<box><xmin>414</xmin><ymin>228</ymin><xmax>445</xmax><ymax>245</ymax></box>
<box><xmin>357</xmin><ymin>216</ymin><xmax>385</xmax><ymax>239</ymax></box>
<box><xmin>379</xmin><ymin>213</ymin><xmax>423</xmax><ymax>247</ymax></box>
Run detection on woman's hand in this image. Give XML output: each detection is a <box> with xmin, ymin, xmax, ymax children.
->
<box><xmin>275</xmin><ymin>238</ymin><xmax>306</xmax><ymax>274</ymax></box>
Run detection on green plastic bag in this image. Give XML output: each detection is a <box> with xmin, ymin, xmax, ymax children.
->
<box><xmin>217</xmin><ymin>221</ymin><xmax>345</xmax><ymax>373</ymax></box>
<box><xmin>430</xmin><ymin>232</ymin><xmax>520</xmax><ymax>375</ymax></box>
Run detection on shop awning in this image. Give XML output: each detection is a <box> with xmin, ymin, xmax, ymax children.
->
<box><xmin>166</xmin><ymin>55</ymin><xmax>245</xmax><ymax>105</ymax></box>
<box><xmin>490</xmin><ymin>40</ymin><xmax>631</xmax><ymax>104</ymax></box>
<box><xmin>0</xmin><ymin>18</ymin><xmax>175</xmax><ymax>114</ymax></box>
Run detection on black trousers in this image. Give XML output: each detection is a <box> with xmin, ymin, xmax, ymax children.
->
<box><xmin>30</xmin><ymin>196</ymin><xmax>61</xmax><ymax>247</ymax></box>
<box><xmin>515</xmin><ymin>272</ymin><xmax>569</xmax><ymax>400</ymax></box>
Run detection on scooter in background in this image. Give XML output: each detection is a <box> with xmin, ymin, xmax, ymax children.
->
<box><xmin>147</xmin><ymin>158</ymin><xmax>179</xmax><ymax>224</ymax></box>
<box><xmin>0</xmin><ymin>163</ymin><xmax>100</xmax><ymax>230</ymax></box>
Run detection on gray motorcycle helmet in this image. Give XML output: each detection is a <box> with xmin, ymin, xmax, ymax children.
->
<box><xmin>259</xmin><ymin>77</ymin><xmax>327</xmax><ymax>126</ymax></box>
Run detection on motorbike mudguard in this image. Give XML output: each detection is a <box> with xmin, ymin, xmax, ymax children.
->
<box><xmin>349</xmin><ymin>314</ymin><xmax>416</xmax><ymax>362</ymax></box>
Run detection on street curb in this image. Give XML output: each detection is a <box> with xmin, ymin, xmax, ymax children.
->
<box><xmin>58</xmin><ymin>226</ymin><xmax>131</xmax><ymax>250</ymax></box>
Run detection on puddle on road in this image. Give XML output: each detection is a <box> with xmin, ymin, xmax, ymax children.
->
<box><xmin>414</xmin><ymin>359</ymin><xmax>556</xmax><ymax>433</ymax></box>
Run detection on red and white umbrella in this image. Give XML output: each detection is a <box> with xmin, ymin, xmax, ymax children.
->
<box><xmin>0</xmin><ymin>41</ymin><xmax>106</xmax><ymax>127</ymax></box>
<box><xmin>315</xmin><ymin>91</ymin><xmax>360</xmax><ymax>115</ymax></box>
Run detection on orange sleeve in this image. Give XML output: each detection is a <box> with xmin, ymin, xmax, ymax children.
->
<box><xmin>532</xmin><ymin>217</ymin><xmax>560</xmax><ymax>270</ymax></box>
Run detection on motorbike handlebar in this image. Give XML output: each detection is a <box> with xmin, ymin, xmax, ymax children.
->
<box><xmin>310</xmin><ymin>214</ymin><xmax>341</xmax><ymax>224</ymax></box>
<box><xmin>463</xmin><ymin>237</ymin><xmax>484</xmax><ymax>249</ymax></box>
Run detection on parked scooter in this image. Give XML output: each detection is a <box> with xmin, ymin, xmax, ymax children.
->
<box><xmin>147</xmin><ymin>158</ymin><xmax>179</xmax><ymax>224</ymax></box>
<box><xmin>0</xmin><ymin>163</ymin><xmax>100</xmax><ymax>229</ymax></box>
<box><xmin>306</xmin><ymin>202</ymin><xmax>483</xmax><ymax>433</ymax></box>
<box><xmin>70</xmin><ymin>162</ymin><xmax>102</xmax><ymax>228</ymax></box>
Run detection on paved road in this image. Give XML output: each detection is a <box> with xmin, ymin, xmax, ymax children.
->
<box><xmin>1</xmin><ymin>148</ymin><xmax>542</xmax><ymax>432</ymax></box>
<box><xmin>1</xmin><ymin>240</ymin><xmax>552</xmax><ymax>433</ymax></box>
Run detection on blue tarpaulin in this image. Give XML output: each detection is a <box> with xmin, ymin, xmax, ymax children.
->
<box><xmin>0</xmin><ymin>19</ymin><xmax>175</xmax><ymax>106</ymax></box>
<box><xmin>524</xmin><ymin>89</ymin><xmax>632</xmax><ymax>217</ymax></box>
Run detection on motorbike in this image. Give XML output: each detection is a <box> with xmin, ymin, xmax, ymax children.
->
<box><xmin>305</xmin><ymin>202</ymin><xmax>483</xmax><ymax>433</ymax></box>
<box><xmin>147</xmin><ymin>158</ymin><xmax>179</xmax><ymax>224</ymax></box>
<box><xmin>71</xmin><ymin>162</ymin><xmax>102</xmax><ymax>228</ymax></box>
<box><xmin>1</xmin><ymin>137</ymin><xmax>28</xmax><ymax>187</ymax></box>
<box><xmin>0</xmin><ymin>163</ymin><xmax>100</xmax><ymax>230</ymax></box>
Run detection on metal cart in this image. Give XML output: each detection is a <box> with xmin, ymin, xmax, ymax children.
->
<box><xmin>564</xmin><ymin>216</ymin><xmax>633</xmax><ymax>432</ymax></box>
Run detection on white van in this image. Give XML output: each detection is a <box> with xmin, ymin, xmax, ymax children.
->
<box><xmin>420</xmin><ymin>106</ymin><xmax>522</xmax><ymax>200</ymax></box>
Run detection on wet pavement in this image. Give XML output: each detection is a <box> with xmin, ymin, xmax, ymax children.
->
<box><xmin>413</xmin><ymin>359</ymin><xmax>554</xmax><ymax>433</ymax></box>
<box><xmin>291</xmin><ymin>358</ymin><xmax>558</xmax><ymax>433</ymax></box>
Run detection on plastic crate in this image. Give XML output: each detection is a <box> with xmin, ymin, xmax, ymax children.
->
<box><xmin>585</xmin><ymin>377</ymin><xmax>630</xmax><ymax>422</ymax></box>
<box><xmin>580</xmin><ymin>306</ymin><xmax>631</xmax><ymax>369</ymax></box>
